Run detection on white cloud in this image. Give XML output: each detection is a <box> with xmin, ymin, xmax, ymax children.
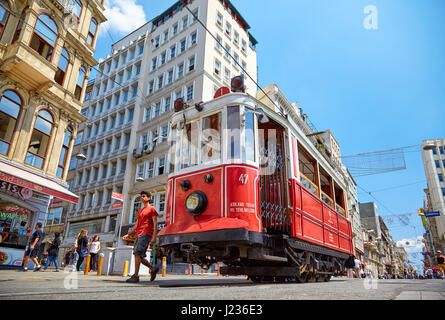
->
<box><xmin>100</xmin><ymin>0</ymin><xmax>147</xmax><ymax>36</ymax></box>
<box><xmin>396</xmin><ymin>236</ymin><xmax>425</xmax><ymax>253</ymax></box>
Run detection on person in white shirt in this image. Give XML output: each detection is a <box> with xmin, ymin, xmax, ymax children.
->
<box><xmin>88</xmin><ymin>235</ymin><xmax>101</xmax><ymax>272</ymax></box>
<box><xmin>354</xmin><ymin>258</ymin><xmax>361</xmax><ymax>278</ymax></box>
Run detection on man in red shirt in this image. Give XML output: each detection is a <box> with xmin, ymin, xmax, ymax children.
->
<box><xmin>123</xmin><ymin>191</ymin><xmax>159</xmax><ymax>283</ymax></box>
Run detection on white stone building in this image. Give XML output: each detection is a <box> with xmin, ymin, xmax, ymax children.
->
<box><xmin>421</xmin><ymin>139</ymin><xmax>445</xmax><ymax>253</ymax></box>
<box><xmin>66</xmin><ymin>0</ymin><xmax>258</xmax><ymax>247</ymax></box>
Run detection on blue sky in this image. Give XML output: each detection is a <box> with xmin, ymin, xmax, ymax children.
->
<box><xmin>93</xmin><ymin>0</ymin><xmax>445</xmax><ymax>271</ymax></box>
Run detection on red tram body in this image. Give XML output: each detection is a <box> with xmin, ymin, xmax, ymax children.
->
<box><xmin>159</xmin><ymin>92</ymin><xmax>353</xmax><ymax>283</ymax></box>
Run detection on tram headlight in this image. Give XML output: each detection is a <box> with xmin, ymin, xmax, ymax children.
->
<box><xmin>185</xmin><ymin>191</ymin><xmax>207</xmax><ymax>216</ymax></box>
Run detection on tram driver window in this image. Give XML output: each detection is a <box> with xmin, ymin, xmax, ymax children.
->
<box><xmin>245</xmin><ymin>110</ymin><xmax>255</xmax><ymax>162</ymax></box>
<box><xmin>181</xmin><ymin>121</ymin><xmax>199</xmax><ymax>169</ymax></box>
<box><xmin>227</xmin><ymin>106</ymin><xmax>240</xmax><ymax>160</ymax></box>
<box><xmin>201</xmin><ymin>112</ymin><xmax>221</xmax><ymax>164</ymax></box>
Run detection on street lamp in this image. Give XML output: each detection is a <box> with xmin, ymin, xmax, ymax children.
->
<box><xmin>75</xmin><ymin>153</ymin><xmax>87</xmax><ymax>161</ymax></box>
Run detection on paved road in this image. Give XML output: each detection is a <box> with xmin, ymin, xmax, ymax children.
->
<box><xmin>0</xmin><ymin>269</ymin><xmax>444</xmax><ymax>301</ymax></box>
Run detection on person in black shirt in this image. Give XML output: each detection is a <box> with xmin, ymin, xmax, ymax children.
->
<box><xmin>23</xmin><ymin>222</ymin><xmax>44</xmax><ymax>272</ymax></box>
<box><xmin>43</xmin><ymin>232</ymin><xmax>61</xmax><ymax>272</ymax></box>
<box><xmin>74</xmin><ymin>229</ymin><xmax>89</xmax><ymax>271</ymax></box>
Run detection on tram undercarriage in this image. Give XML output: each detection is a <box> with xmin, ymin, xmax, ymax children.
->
<box><xmin>163</xmin><ymin>231</ymin><xmax>349</xmax><ymax>283</ymax></box>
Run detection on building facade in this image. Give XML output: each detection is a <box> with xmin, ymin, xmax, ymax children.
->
<box><xmin>421</xmin><ymin>139</ymin><xmax>445</xmax><ymax>254</ymax></box>
<box><xmin>0</xmin><ymin>0</ymin><xmax>106</xmax><ymax>265</ymax></box>
<box><xmin>65</xmin><ymin>0</ymin><xmax>258</xmax><ymax>247</ymax></box>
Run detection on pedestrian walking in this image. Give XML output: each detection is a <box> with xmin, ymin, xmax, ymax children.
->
<box><xmin>64</xmin><ymin>250</ymin><xmax>72</xmax><ymax>268</ymax></box>
<box><xmin>436</xmin><ymin>251</ymin><xmax>445</xmax><ymax>278</ymax></box>
<box><xmin>43</xmin><ymin>232</ymin><xmax>61</xmax><ymax>272</ymax></box>
<box><xmin>354</xmin><ymin>257</ymin><xmax>361</xmax><ymax>278</ymax></box>
<box><xmin>89</xmin><ymin>235</ymin><xmax>101</xmax><ymax>272</ymax></box>
<box><xmin>71</xmin><ymin>248</ymin><xmax>79</xmax><ymax>272</ymax></box>
<box><xmin>22</xmin><ymin>222</ymin><xmax>44</xmax><ymax>272</ymax></box>
<box><xmin>122</xmin><ymin>191</ymin><xmax>159</xmax><ymax>283</ymax></box>
<box><xmin>74</xmin><ymin>229</ymin><xmax>89</xmax><ymax>272</ymax></box>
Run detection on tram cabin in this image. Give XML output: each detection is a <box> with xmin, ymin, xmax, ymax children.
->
<box><xmin>158</xmin><ymin>90</ymin><xmax>354</xmax><ymax>282</ymax></box>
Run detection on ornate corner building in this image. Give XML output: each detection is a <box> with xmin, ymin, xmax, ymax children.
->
<box><xmin>0</xmin><ymin>0</ymin><xmax>105</xmax><ymax>266</ymax></box>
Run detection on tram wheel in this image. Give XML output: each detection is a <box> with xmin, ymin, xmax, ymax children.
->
<box><xmin>296</xmin><ymin>272</ymin><xmax>309</xmax><ymax>283</ymax></box>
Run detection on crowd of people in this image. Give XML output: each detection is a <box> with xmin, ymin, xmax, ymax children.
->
<box><xmin>21</xmin><ymin>223</ymin><xmax>103</xmax><ymax>273</ymax></box>
<box><xmin>350</xmin><ymin>252</ymin><xmax>445</xmax><ymax>280</ymax></box>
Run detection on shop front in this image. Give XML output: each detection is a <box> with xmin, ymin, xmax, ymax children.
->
<box><xmin>0</xmin><ymin>160</ymin><xmax>78</xmax><ymax>267</ymax></box>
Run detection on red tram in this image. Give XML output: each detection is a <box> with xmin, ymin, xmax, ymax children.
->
<box><xmin>158</xmin><ymin>85</ymin><xmax>354</xmax><ymax>283</ymax></box>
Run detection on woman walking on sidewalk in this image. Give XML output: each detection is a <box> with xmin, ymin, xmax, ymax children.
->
<box><xmin>89</xmin><ymin>235</ymin><xmax>101</xmax><ymax>272</ymax></box>
<box><xmin>74</xmin><ymin>230</ymin><xmax>89</xmax><ymax>271</ymax></box>
<box><xmin>43</xmin><ymin>232</ymin><xmax>61</xmax><ymax>272</ymax></box>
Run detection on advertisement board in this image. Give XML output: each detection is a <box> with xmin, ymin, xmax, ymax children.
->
<box><xmin>0</xmin><ymin>247</ymin><xmax>24</xmax><ymax>266</ymax></box>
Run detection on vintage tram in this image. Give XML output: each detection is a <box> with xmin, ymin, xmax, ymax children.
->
<box><xmin>158</xmin><ymin>84</ymin><xmax>354</xmax><ymax>283</ymax></box>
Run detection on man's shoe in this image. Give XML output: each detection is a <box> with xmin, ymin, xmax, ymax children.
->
<box><xmin>22</xmin><ymin>268</ymin><xmax>28</xmax><ymax>272</ymax></box>
<box><xmin>53</xmin><ymin>270</ymin><xmax>59</xmax><ymax>272</ymax></box>
<box><xmin>34</xmin><ymin>266</ymin><xmax>41</xmax><ymax>272</ymax></box>
<box><xmin>126</xmin><ymin>275</ymin><xmax>140</xmax><ymax>283</ymax></box>
<box><xmin>150</xmin><ymin>267</ymin><xmax>159</xmax><ymax>282</ymax></box>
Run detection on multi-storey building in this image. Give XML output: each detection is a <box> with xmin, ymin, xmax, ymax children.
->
<box><xmin>421</xmin><ymin>139</ymin><xmax>445</xmax><ymax>254</ymax></box>
<box><xmin>0</xmin><ymin>0</ymin><xmax>106</xmax><ymax>265</ymax></box>
<box><xmin>63</xmin><ymin>25</ymin><xmax>147</xmax><ymax>248</ymax></box>
<box><xmin>66</xmin><ymin>0</ymin><xmax>258</xmax><ymax>247</ymax></box>
<box><xmin>120</xmin><ymin>0</ymin><xmax>258</xmax><ymax>244</ymax></box>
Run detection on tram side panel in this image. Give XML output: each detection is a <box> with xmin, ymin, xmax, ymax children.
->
<box><xmin>289</xmin><ymin>178</ymin><xmax>353</xmax><ymax>255</ymax></box>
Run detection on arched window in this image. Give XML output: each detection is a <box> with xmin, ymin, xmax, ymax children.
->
<box><xmin>74</xmin><ymin>66</ymin><xmax>86</xmax><ymax>100</ymax></box>
<box><xmin>131</xmin><ymin>196</ymin><xmax>141</xmax><ymax>224</ymax></box>
<box><xmin>87</xmin><ymin>17</ymin><xmax>97</xmax><ymax>46</ymax></box>
<box><xmin>72</xmin><ymin>0</ymin><xmax>82</xmax><ymax>18</ymax></box>
<box><xmin>12</xmin><ymin>7</ymin><xmax>27</xmax><ymax>43</ymax></box>
<box><xmin>0</xmin><ymin>90</ymin><xmax>21</xmax><ymax>156</ymax></box>
<box><xmin>54</xmin><ymin>48</ymin><xmax>69</xmax><ymax>86</ymax></box>
<box><xmin>29</xmin><ymin>14</ymin><xmax>58</xmax><ymax>62</ymax></box>
<box><xmin>25</xmin><ymin>109</ymin><xmax>54</xmax><ymax>169</ymax></box>
<box><xmin>56</xmin><ymin>126</ymin><xmax>72</xmax><ymax>178</ymax></box>
<box><xmin>0</xmin><ymin>0</ymin><xmax>10</xmax><ymax>40</ymax></box>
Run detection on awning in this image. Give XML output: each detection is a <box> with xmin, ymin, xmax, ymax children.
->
<box><xmin>0</xmin><ymin>161</ymin><xmax>78</xmax><ymax>204</ymax></box>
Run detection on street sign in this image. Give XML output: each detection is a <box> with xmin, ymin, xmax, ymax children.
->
<box><xmin>111</xmin><ymin>192</ymin><xmax>124</xmax><ymax>202</ymax></box>
<box><xmin>425</xmin><ymin>211</ymin><xmax>441</xmax><ymax>217</ymax></box>
<box><xmin>112</xmin><ymin>202</ymin><xmax>123</xmax><ymax>209</ymax></box>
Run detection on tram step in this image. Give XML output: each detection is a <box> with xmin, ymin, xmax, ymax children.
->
<box><xmin>247</xmin><ymin>248</ymin><xmax>288</xmax><ymax>262</ymax></box>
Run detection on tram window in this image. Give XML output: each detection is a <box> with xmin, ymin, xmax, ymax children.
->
<box><xmin>181</xmin><ymin>121</ymin><xmax>199</xmax><ymax>169</ymax></box>
<box><xmin>298</xmin><ymin>144</ymin><xmax>318</xmax><ymax>196</ymax></box>
<box><xmin>319</xmin><ymin>167</ymin><xmax>334</xmax><ymax>208</ymax></box>
<box><xmin>334</xmin><ymin>183</ymin><xmax>346</xmax><ymax>216</ymax></box>
<box><xmin>168</xmin><ymin>127</ymin><xmax>176</xmax><ymax>173</ymax></box>
<box><xmin>201</xmin><ymin>112</ymin><xmax>221</xmax><ymax>164</ymax></box>
<box><xmin>245</xmin><ymin>110</ymin><xmax>255</xmax><ymax>162</ymax></box>
<box><xmin>227</xmin><ymin>106</ymin><xmax>240</xmax><ymax>160</ymax></box>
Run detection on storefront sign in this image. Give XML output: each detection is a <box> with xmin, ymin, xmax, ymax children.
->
<box><xmin>0</xmin><ymin>247</ymin><xmax>24</xmax><ymax>266</ymax></box>
<box><xmin>0</xmin><ymin>181</ymin><xmax>33</xmax><ymax>200</ymax></box>
<box><xmin>0</xmin><ymin>206</ymin><xmax>31</xmax><ymax>222</ymax></box>
<box><xmin>112</xmin><ymin>192</ymin><xmax>124</xmax><ymax>202</ymax></box>
<box><xmin>112</xmin><ymin>202</ymin><xmax>123</xmax><ymax>209</ymax></box>
<box><xmin>49</xmin><ymin>200</ymin><xmax>63</xmax><ymax>208</ymax></box>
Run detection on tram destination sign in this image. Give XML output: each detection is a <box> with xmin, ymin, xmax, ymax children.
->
<box><xmin>425</xmin><ymin>211</ymin><xmax>441</xmax><ymax>217</ymax></box>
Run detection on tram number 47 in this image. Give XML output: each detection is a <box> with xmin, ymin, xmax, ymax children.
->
<box><xmin>239</xmin><ymin>174</ymin><xmax>249</xmax><ymax>185</ymax></box>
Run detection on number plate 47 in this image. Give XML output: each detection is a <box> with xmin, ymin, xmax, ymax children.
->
<box><xmin>239</xmin><ymin>174</ymin><xmax>249</xmax><ymax>185</ymax></box>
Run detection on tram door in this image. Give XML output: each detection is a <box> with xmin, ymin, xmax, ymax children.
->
<box><xmin>258</xmin><ymin>120</ymin><xmax>290</xmax><ymax>235</ymax></box>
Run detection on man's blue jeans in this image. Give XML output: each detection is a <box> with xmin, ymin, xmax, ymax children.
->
<box><xmin>44</xmin><ymin>256</ymin><xmax>59</xmax><ymax>270</ymax></box>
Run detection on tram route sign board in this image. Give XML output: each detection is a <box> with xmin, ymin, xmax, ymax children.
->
<box><xmin>425</xmin><ymin>211</ymin><xmax>441</xmax><ymax>218</ymax></box>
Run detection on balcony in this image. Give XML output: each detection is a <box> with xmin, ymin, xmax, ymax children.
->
<box><xmin>0</xmin><ymin>41</ymin><xmax>56</xmax><ymax>91</ymax></box>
